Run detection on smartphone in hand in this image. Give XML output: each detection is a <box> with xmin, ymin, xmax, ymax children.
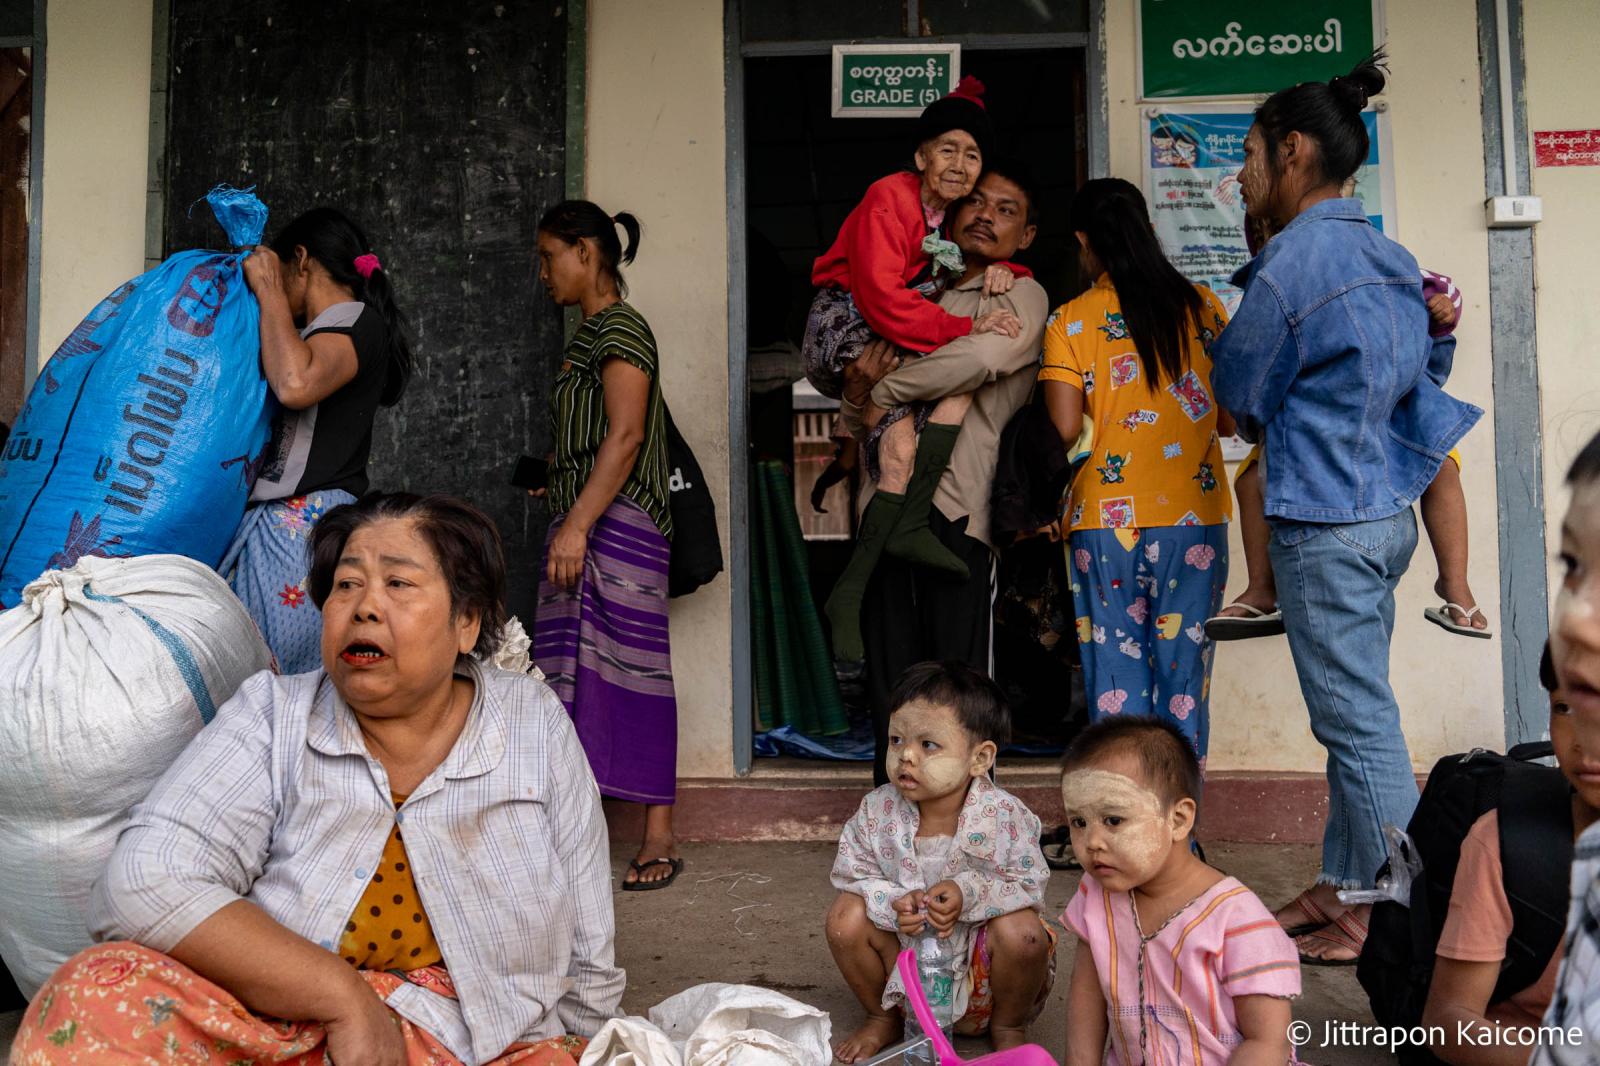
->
<box><xmin>510</xmin><ymin>455</ymin><xmax>550</xmax><ymax>491</ymax></box>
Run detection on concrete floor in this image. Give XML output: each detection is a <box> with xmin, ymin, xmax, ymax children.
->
<box><xmin>611</xmin><ymin>840</ymin><xmax>1382</xmax><ymax>1065</ymax></box>
<box><xmin>0</xmin><ymin>840</ymin><xmax>1385</xmax><ymax>1064</ymax></box>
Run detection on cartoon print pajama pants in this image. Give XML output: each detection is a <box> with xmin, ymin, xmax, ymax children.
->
<box><xmin>1067</xmin><ymin>523</ymin><xmax>1229</xmax><ymax>763</ymax></box>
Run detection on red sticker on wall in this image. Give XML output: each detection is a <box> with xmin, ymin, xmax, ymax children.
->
<box><xmin>1536</xmin><ymin>129</ymin><xmax>1600</xmax><ymax>167</ymax></box>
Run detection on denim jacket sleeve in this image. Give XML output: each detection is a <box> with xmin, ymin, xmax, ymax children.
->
<box><xmin>1211</xmin><ymin>272</ymin><xmax>1299</xmax><ymax>443</ymax></box>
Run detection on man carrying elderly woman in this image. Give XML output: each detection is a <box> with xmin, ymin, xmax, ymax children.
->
<box><xmin>10</xmin><ymin>493</ymin><xmax>622</xmax><ymax>1066</ymax></box>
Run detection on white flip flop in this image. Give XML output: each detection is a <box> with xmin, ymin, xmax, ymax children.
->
<box><xmin>1424</xmin><ymin>602</ymin><xmax>1493</xmax><ymax>639</ymax></box>
<box><xmin>1204</xmin><ymin>602</ymin><xmax>1286</xmax><ymax>641</ymax></box>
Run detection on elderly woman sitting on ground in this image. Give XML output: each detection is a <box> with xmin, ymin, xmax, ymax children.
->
<box><xmin>13</xmin><ymin>494</ymin><xmax>622</xmax><ymax>1066</ymax></box>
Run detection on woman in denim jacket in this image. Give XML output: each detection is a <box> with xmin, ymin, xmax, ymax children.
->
<box><xmin>1212</xmin><ymin>51</ymin><xmax>1482</xmax><ymax>966</ymax></box>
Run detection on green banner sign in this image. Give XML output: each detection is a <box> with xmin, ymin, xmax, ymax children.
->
<box><xmin>1140</xmin><ymin>0</ymin><xmax>1376</xmax><ymax>99</ymax></box>
<box><xmin>831</xmin><ymin>43</ymin><xmax>960</xmax><ymax>118</ymax></box>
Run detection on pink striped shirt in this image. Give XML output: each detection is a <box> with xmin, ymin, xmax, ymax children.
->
<box><xmin>1063</xmin><ymin>874</ymin><xmax>1300</xmax><ymax>1066</ymax></box>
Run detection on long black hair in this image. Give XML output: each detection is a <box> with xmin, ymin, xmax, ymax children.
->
<box><xmin>1255</xmin><ymin>49</ymin><xmax>1388</xmax><ymax>190</ymax></box>
<box><xmin>538</xmin><ymin>200</ymin><xmax>641</xmax><ymax>297</ymax></box>
<box><xmin>1069</xmin><ymin>178</ymin><xmax>1202</xmax><ymax>388</ymax></box>
<box><xmin>270</xmin><ymin>207</ymin><xmax>414</xmax><ymax>407</ymax></box>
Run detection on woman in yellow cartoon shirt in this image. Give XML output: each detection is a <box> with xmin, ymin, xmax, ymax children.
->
<box><xmin>1038</xmin><ymin>178</ymin><xmax>1233</xmax><ymax>763</ymax></box>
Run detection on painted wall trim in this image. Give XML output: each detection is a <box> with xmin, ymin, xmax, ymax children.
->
<box><xmin>725</xmin><ymin>0</ymin><xmax>752</xmax><ymax>776</ymax></box>
<box><xmin>740</xmin><ymin>32</ymin><xmax>1088</xmax><ymax>58</ymax></box>
<box><xmin>144</xmin><ymin>0</ymin><xmax>167</xmax><ymax>267</ymax></box>
<box><xmin>1476</xmin><ymin>0</ymin><xmax>1546</xmax><ymax>745</ymax></box>
<box><xmin>565</xmin><ymin>0</ymin><xmax>585</xmax><ymax>201</ymax></box>
<box><xmin>22</xmin><ymin>0</ymin><xmax>44</xmax><ymax>389</ymax></box>
<box><xmin>1087</xmin><ymin>0</ymin><xmax>1107</xmax><ymax>179</ymax></box>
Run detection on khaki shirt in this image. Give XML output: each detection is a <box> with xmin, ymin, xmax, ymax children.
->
<box><xmin>840</xmin><ymin>273</ymin><xmax>1048</xmax><ymax>550</ymax></box>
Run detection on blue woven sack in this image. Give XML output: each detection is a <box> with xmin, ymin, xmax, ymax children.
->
<box><xmin>0</xmin><ymin>187</ymin><xmax>274</xmax><ymax>607</ymax></box>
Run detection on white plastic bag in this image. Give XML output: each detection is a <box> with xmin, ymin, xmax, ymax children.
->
<box><xmin>580</xmin><ymin>983</ymin><xmax>831</xmax><ymax>1066</ymax></box>
<box><xmin>1337</xmin><ymin>825</ymin><xmax>1423</xmax><ymax>906</ymax></box>
<box><xmin>0</xmin><ymin>554</ymin><xmax>273</xmax><ymax>995</ymax></box>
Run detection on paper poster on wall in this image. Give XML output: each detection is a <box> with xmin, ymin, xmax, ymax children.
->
<box><xmin>1143</xmin><ymin>107</ymin><xmax>1390</xmax><ymax>316</ymax></box>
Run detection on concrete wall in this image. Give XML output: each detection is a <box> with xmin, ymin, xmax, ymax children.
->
<box><xmin>37</xmin><ymin>0</ymin><xmax>1595</xmax><ymax>780</ymax></box>
<box><xmin>585</xmin><ymin>0</ymin><xmax>735</xmax><ymax>778</ymax></box>
<box><xmin>1105</xmin><ymin>0</ymin><xmax>1506</xmax><ymax>771</ymax></box>
<box><xmin>37</xmin><ymin>0</ymin><xmax>152</xmax><ymax>362</ymax></box>
<box><xmin>1524</xmin><ymin>3</ymin><xmax>1600</xmax><ymax>598</ymax></box>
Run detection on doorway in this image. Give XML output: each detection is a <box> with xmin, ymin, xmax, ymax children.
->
<box><xmin>740</xmin><ymin>43</ymin><xmax>1091</xmax><ymax>765</ymax></box>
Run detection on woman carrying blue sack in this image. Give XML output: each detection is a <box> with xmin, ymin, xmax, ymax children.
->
<box><xmin>221</xmin><ymin>209</ymin><xmax>414</xmax><ymax>674</ymax></box>
<box><xmin>1211</xmin><ymin>50</ymin><xmax>1481</xmax><ymax>965</ymax></box>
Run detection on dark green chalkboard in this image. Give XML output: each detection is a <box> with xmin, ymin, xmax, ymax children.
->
<box><xmin>1140</xmin><ymin>0</ymin><xmax>1377</xmax><ymax>99</ymax></box>
<box><xmin>162</xmin><ymin>3</ymin><xmax>569</xmax><ymax>621</ymax></box>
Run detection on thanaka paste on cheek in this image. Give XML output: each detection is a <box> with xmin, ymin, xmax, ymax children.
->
<box><xmin>889</xmin><ymin>701</ymin><xmax>979</xmax><ymax>798</ymax></box>
<box><xmin>1060</xmin><ymin>769</ymin><xmax>1172</xmax><ymax>883</ymax></box>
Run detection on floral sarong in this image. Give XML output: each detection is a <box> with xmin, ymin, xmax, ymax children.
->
<box><xmin>218</xmin><ymin>489</ymin><xmax>356</xmax><ymax>674</ymax></box>
<box><xmin>12</xmin><ymin>942</ymin><xmax>587</xmax><ymax>1065</ymax></box>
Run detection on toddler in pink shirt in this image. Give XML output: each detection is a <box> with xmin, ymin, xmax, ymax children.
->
<box><xmin>1061</xmin><ymin>718</ymin><xmax>1301</xmax><ymax>1066</ymax></box>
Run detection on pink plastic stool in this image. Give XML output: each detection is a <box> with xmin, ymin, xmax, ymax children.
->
<box><xmin>860</xmin><ymin>948</ymin><xmax>1059</xmax><ymax>1065</ymax></box>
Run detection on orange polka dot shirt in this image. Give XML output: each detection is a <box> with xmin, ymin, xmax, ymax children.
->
<box><xmin>338</xmin><ymin>793</ymin><xmax>441</xmax><ymax>971</ymax></box>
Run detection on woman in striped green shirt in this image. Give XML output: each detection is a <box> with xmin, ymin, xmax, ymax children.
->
<box><xmin>531</xmin><ymin>200</ymin><xmax>683</xmax><ymax>891</ymax></box>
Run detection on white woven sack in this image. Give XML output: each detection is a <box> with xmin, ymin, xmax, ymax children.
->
<box><xmin>0</xmin><ymin>553</ymin><xmax>273</xmax><ymax>996</ymax></box>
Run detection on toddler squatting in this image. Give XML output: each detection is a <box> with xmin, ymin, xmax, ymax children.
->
<box><xmin>827</xmin><ymin>661</ymin><xmax>1056</xmax><ymax>1062</ymax></box>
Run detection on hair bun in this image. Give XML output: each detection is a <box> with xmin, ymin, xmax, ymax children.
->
<box><xmin>1329</xmin><ymin>74</ymin><xmax>1367</xmax><ymax>109</ymax></box>
<box><xmin>1330</xmin><ymin>49</ymin><xmax>1388</xmax><ymax>113</ymax></box>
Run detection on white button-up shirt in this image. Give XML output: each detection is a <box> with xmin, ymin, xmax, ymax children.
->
<box><xmin>90</xmin><ymin>659</ymin><xmax>623</xmax><ymax>1065</ymax></box>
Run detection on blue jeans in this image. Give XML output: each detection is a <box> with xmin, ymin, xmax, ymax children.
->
<box><xmin>1270</xmin><ymin>509</ymin><xmax>1420</xmax><ymax>889</ymax></box>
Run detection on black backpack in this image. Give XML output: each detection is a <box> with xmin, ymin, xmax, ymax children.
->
<box><xmin>663</xmin><ymin>405</ymin><xmax>723</xmax><ymax>598</ymax></box>
<box><xmin>990</xmin><ymin>395</ymin><xmax>1075</xmax><ymax>548</ymax></box>
<box><xmin>1357</xmin><ymin>742</ymin><xmax>1572</xmax><ymax>1064</ymax></box>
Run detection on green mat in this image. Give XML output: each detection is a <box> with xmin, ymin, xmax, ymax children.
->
<box><xmin>751</xmin><ymin>459</ymin><xmax>848</xmax><ymax>735</ymax></box>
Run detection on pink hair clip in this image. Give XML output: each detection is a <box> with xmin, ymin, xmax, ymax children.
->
<box><xmin>354</xmin><ymin>253</ymin><xmax>382</xmax><ymax>279</ymax></box>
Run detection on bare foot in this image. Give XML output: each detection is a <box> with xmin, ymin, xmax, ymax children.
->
<box><xmin>1434</xmin><ymin>577</ymin><xmax>1489</xmax><ymax>631</ymax></box>
<box><xmin>835</xmin><ymin>1014</ymin><xmax>901</xmax><ymax>1063</ymax></box>
<box><xmin>990</xmin><ymin>1024</ymin><xmax>1030</xmax><ymax>1051</ymax></box>
<box><xmin>624</xmin><ymin>833</ymin><xmax>680</xmax><ymax>886</ymax></box>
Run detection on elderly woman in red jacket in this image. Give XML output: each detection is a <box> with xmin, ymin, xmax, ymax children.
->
<box><xmin>802</xmin><ymin>76</ymin><xmax>1023</xmax><ymax>670</ymax></box>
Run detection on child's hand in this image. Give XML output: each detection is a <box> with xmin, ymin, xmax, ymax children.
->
<box><xmin>925</xmin><ymin>881</ymin><xmax>963</xmax><ymax>936</ymax></box>
<box><xmin>893</xmin><ymin>891</ymin><xmax>927</xmax><ymax>936</ymax></box>
<box><xmin>1426</xmin><ymin>292</ymin><xmax>1459</xmax><ymax>330</ymax></box>
<box><xmin>982</xmin><ymin>264</ymin><xmax>1016</xmax><ymax>299</ymax></box>
<box><xmin>972</xmin><ymin>309</ymin><xmax>1022</xmax><ymax>339</ymax></box>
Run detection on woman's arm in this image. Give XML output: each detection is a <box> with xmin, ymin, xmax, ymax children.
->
<box><xmin>90</xmin><ymin>673</ymin><xmax>405</xmax><ymax>1065</ymax></box>
<box><xmin>1043</xmin><ymin>380</ymin><xmax>1085</xmax><ymax>449</ymax></box>
<box><xmin>244</xmin><ymin>246</ymin><xmax>359</xmax><ymax>410</ymax></box>
<box><xmin>852</xmin><ymin>205</ymin><xmax>973</xmax><ymax>354</ymax></box>
<box><xmin>1227</xmin><ymin>994</ymin><xmax>1292</xmax><ymax>1066</ymax></box>
<box><xmin>171</xmin><ymin>901</ymin><xmax>405</xmax><ymax>1065</ymax></box>
<box><xmin>1210</xmin><ymin>280</ymin><xmax>1296</xmax><ymax>443</ymax></box>
<box><xmin>1064</xmin><ymin>941</ymin><xmax>1109</xmax><ymax>1066</ymax></box>
<box><xmin>1422</xmin><ymin>957</ymin><xmax>1532</xmax><ymax>1066</ymax></box>
<box><xmin>547</xmin><ymin>357</ymin><xmax>651</xmax><ymax>588</ymax></box>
